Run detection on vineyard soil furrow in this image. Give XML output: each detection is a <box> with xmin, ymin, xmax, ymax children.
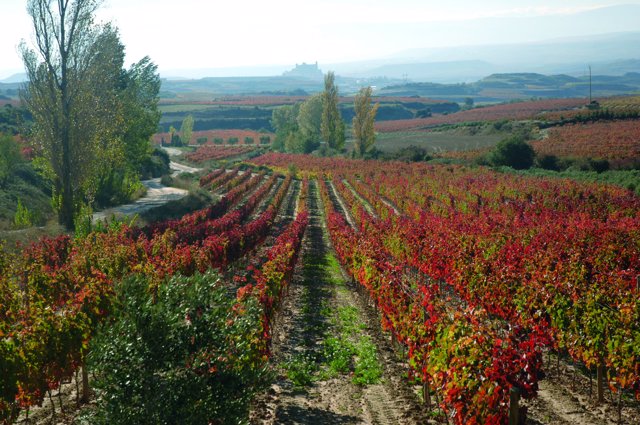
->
<box><xmin>252</xmin><ymin>180</ymin><xmax>423</xmax><ymax>424</ymax></box>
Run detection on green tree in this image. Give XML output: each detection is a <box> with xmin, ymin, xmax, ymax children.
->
<box><xmin>284</xmin><ymin>131</ymin><xmax>304</xmax><ymax>153</ymax></box>
<box><xmin>259</xmin><ymin>135</ymin><xmax>270</xmax><ymax>145</ymax></box>
<box><xmin>91</xmin><ymin>56</ymin><xmax>161</xmax><ymax>207</ymax></box>
<box><xmin>0</xmin><ymin>134</ymin><xmax>22</xmax><ymax>185</ymax></box>
<box><xmin>321</xmin><ymin>71</ymin><xmax>345</xmax><ymax>151</ymax></box>
<box><xmin>271</xmin><ymin>104</ymin><xmax>299</xmax><ymax>152</ymax></box>
<box><xmin>297</xmin><ymin>93</ymin><xmax>323</xmax><ymax>153</ymax></box>
<box><xmin>352</xmin><ymin>87</ymin><xmax>379</xmax><ymax>157</ymax></box>
<box><xmin>489</xmin><ymin>136</ymin><xmax>535</xmax><ymax>170</ymax></box>
<box><xmin>21</xmin><ymin>0</ymin><xmax>125</xmax><ymax>229</ymax></box>
<box><xmin>169</xmin><ymin>126</ymin><xmax>181</xmax><ymax>146</ymax></box>
<box><xmin>180</xmin><ymin>115</ymin><xmax>194</xmax><ymax>146</ymax></box>
<box><xmin>119</xmin><ymin>57</ymin><xmax>161</xmax><ymax>172</ymax></box>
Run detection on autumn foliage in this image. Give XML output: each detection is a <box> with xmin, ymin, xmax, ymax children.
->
<box><xmin>251</xmin><ymin>153</ymin><xmax>640</xmax><ymax>424</ymax></box>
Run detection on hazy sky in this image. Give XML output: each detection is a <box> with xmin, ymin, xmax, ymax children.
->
<box><xmin>1</xmin><ymin>0</ymin><xmax>639</xmax><ymax>78</ymax></box>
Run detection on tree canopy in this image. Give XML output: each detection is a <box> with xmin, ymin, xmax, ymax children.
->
<box><xmin>321</xmin><ymin>71</ymin><xmax>345</xmax><ymax>152</ymax></box>
<box><xmin>20</xmin><ymin>0</ymin><xmax>161</xmax><ymax>227</ymax></box>
<box><xmin>489</xmin><ymin>136</ymin><xmax>535</xmax><ymax>170</ymax></box>
<box><xmin>352</xmin><ymin>87</ymin><xmax>379</xmax><ymax>157</ymax></box>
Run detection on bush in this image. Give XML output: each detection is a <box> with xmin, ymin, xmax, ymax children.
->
<box><xmin>170</xmin><ymin>132</ymin><xmax>182</xmax><ymax>147</ymax></box>
<box><xmin>0</xmin><ymin>133</ymin><xmax>23</xmax><ymax>185</ymax></box>
<box><xmin>489</xmin><ymin>136</ymin><xmax>535</xmax><ymax>170</ymax></box>
<box><xmin>589</xmin><ymin>158</ymin><xmax>610</xmax><ymax>173</ymax></box>
<box><xmin>139</xmin><ymin>147</ymin><xmax>170</xmax><ymax>179</ymax></box>
<box><xmin>196</xmin><ymin>137</ymin><xmax>208</xmax><ymax>145</ymax></box>
<box><xmin>87</xmin><ymin>272</ymin><xmax>268</xmax><ymax>425</ymax></box>
<box><xmin>13</xmin><ymin>199</ymin><xmax>33</xmax><ymax>229</ymax></box>
<box><xmin>259</xmin><ymin>135</ymin><xmax>270</xmax><ymax>145</ymax></box>
<box><xmin>227</xmin><ymin>137</ymin><xmax>239</xmax><ymax>145</ymax></box>
<box><xmin>94</xmin><ymin>168</ymin><xmax>145</xmax><ymax>208</ymax></box>
<box><xmin>536</xmin><ymin>154</ymin><xmax>560</xmax><ymax>171</ymax></box>
<box><xmin>383</xmin><ymin>145</ymin><xmax>431</xmax><ymax>162</ymax></box>
<box><xmin>244</xmin><ymin>136</ymin><xmax>254</xmax><ymax>145</ymax></box>
<box><xmin>213</xmin><ymin>137</ymin><xmax>223</xmax><ymax>145</ymax></box>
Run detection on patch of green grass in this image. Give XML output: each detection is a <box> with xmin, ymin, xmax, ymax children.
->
<box><xmin>323</xmin><ymin>336</ymin><xmax>353</xmax><ymax>376</ymax></box>
<box><xmin>283</xmin><ymin>353</ymin><xmax>318</xmax><ymax>388</ymax></box>
<box><xmin>338</xmin><ymin>306</ymin><xmax>366</xmax><ymax>335</ymax></box>
<box><xmin>375</xmin><ymin>129</ymin><xmax>503</xmax><ymax>154</ymax></box>
<box><xmin>352</xmin><ymin>336</ymin><xmax>383</xmax><ymax>386</ymax></box>
<box><xmin>319</xmin><ymin>305</ymin><xmax>382</xmax><ymax>386</ymax></box>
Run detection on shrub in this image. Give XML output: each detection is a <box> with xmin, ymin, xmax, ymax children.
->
<box><xmin>244</xmin><ymin>136</ymin><xmax>254</xmax><ymax>145</ymax></box>
<box><xmin>227</xmin><ymin>137</ymin><xmax>239</xmax><ymax>145</ymax></box>
<box><xmin>489</xmin><ymin>136</ymin><xmax>535</xmax><ymax>170</ymax></box>
<box><xmin>196</xmin><ymin>137</ymin><xmax>208</xmax><ymax>145</ymax></box>
<box><xmin>213</xmin><ymin>137</ymin><xmax>224</xmax><ymax>145</ymax></box>
<box><xmin>0</xmin><ymin>133</ymin><xmax>23</xmax><ymax>184</ymax></box>
<box><xmin>589</xmin><ymin>158</ymin><xmax>610</xmax><ymax>173</ymax></box>
<box><xmin>87</xmin><ymin>272</ymin><xmax>268</xmax><ymax>425</ymax></box>
<box><xmin>259</xmin><ymin>135</ymin><xmax>270</xmax><ymax>145</ymax></box>
<box><xmin>13</xmin><ymin>199</ymin><xmax>33</xmax><ymax>229</ymax></box>
<box><xmin>536</xmin><ymin>154</ymin><xmax>560</xmax><ymax>171</ymax></box>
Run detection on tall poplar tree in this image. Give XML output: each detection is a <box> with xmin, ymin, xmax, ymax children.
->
<box><xmin>21</xmin><ymin>0</ymin><xmax>160</xmax><ymax>227</ymax></box>
<box><xmin>321</xmin><ymin>71</ymin><xmax>345</xmax><ymax>152</ymax></box>
<box><xmin>352</xmin><ymin>86</ymin><xmax>379</xmax><ymax>157</ymax></box>
<box><xmin>180</xmin><ymin>115</ymin><xmax>194</xmax><ymax>146</ymax></box>
<box><xmin>21</xmin><ymin>0</ymin><xmax>120</xmax><ymax>229</ymax></box>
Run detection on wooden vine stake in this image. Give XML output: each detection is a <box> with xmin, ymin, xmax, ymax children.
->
<box><xmin>81</xmin><ymin>360</ymin><xmax>91</xmax><ymax>404</ymax></box>
<box><xmin>423</xmin><ymin>379</ymin><xmax>431</xmax><ymax>407</ymax></box>
<box><xmin>597</xmin><ymin>364</ymin><xmax>606</xmax><ymax>403</ymax></box>
<box><xmin>618</xmin><ymin>384</ymin><xmax>623</xmax><ymax>425</ymax></box>
<box><xmin>508</xmin><ymin>387</ymin><xmax>521</xmax><ymax>425</ymax></box>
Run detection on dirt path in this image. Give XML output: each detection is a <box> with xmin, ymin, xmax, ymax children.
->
<box><xmin>92</xmin><ymin>177</ymin><xmax>189</xmax><ymax>223</ymax></box>
<box><xmin>251</xmin><ymin>179</ymin><xmax>424</xmax><ymax>425</ymax></box>
<box><xmin>524</xmin><ymin>357</ymin><xmax>640</xmax><ymax>425</ymax></box>
<box><xmin>92</xmin><ymin>159</ymin><xmax>202</xmax><ymax>223</ymax></box>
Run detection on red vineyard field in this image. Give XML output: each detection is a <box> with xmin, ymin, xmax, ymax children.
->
<box><xmin>184</xmin><ymin>145</ymin><xmax>259</xmax><ymax>163</ymax></box>
<box><xmin>375</xmin><ymin>98</ymin><xmax>588</xmax><ymax>132</ymax></box>
<box><xmin>251</xmin><ymin>153</ymin><xmax>640</xmax><ymax>424</ymax></box>
<box><xmin>530</xmin><ymin>120</ymin><xmax>640</xmax><ymax>164</ymax></box>
<box><xmin>0</xmin><ymin>168</ymin><xmax>308</xmax><ymax>423</ymax></box>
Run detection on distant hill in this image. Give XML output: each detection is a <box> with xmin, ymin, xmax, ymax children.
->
<box><xmin>0</xmin><ymin>73</ymin><xmax>27</xmax><ymax>84</ymax></box>
<box><xmin>348</xmin><ymin>60</ymin><xmax>496</xmax><ymax>83</ymax></box>
<box><xmin>333</xmin><ymin>32</ymin><xmax>640</xmax><ymax>83</ymax></box>
<box><xmin>377</xmin><ymin>72</ymin><xmax>640</xmax><ymax>102</ymax></box>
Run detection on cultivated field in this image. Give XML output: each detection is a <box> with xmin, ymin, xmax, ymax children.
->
<box><xmin>1</xmin><ymin>152</ymin><xmax>639</xmax><ymax>424</ymax></box>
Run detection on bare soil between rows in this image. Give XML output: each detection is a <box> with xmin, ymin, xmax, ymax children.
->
<box><xmin>250</xmin><ymin>179</ymin><xmax>428</xmax><ymax>424</ymax></box>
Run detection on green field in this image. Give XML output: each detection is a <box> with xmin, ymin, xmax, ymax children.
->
<box><xmin>374</xmin><ymin>129</ymin><xmax>504</xmax><ymax>153</ymax></box>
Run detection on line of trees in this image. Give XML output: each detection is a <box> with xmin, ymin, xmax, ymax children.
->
<box><xmin>20</xmin><ymin>0</ymin><xmax>163</xmax><ymax>229</ymax></box>
<box><xmin>271</xmin><ymin>71</ymin><xmax>378</xmax><ymax>157</ymax></box>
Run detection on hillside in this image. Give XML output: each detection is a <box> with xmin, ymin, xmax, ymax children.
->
<box><xmin>378</xmin><ymin>72</ymin><xmax>640</xmax><ymax>102</ymax></box>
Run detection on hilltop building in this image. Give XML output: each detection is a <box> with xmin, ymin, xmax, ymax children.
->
<box><xmin>282</xmin><ymin>62</ymin><xmax>324</xmax><ymax>80</ymax></box>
